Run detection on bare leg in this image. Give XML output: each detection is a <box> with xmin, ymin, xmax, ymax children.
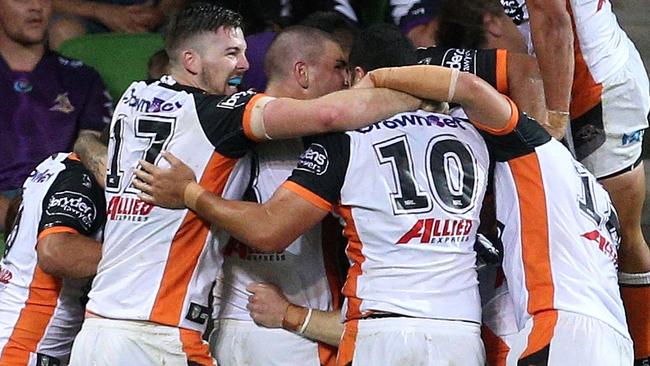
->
<box><xmin>600</xmin><ymin>162</ymin><xmax>650</xmax><ymax>273</ymax></box>
<box><xmin>601</xmin><ymin>162</ymin><xmax>650</xmax><ymax>362</ymax></box>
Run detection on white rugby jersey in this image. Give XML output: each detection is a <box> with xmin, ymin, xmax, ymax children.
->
<box><xmin>215</xmin><ymin>139</ymin><xmax>338</xmax><ymax>321</ymax></box>
<box><xmin>480</xmin><ymin>105</ymin><xmax>629</xmax><ymax>338</ymax></box>
<box><xmin>0</xmin><ymin>153</ymin><xmax>105</xmax><ymax>365</ymax></box>
<box><xmin>87</xmin><ymin>76</ymin><xmax>259</xmax><ymax>332</ymax></box>
<box><xmin>284</xmin><ymin>110</ymin><xmax>490</xmax><ymax>323</ymax></box>
<box><xmin>501</xmin><ymin>0</ymin><xmax>642</xmax><ymax>118</ymax></box>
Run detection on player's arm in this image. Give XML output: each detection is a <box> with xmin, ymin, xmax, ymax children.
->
<box><xmin>366</xmin><ymin>65</ymin><xmax>513</xmax><ymax>130</ymax></box>
<box><xmin>246</xmin><ymin>283</ymin><xmax>343</xmax><ymax>346</ymax></box>
<box><xmin>249</xmin><ymin>88</ymin><xmax>421</xmax><ymax>140</ymax></box>
<box><xmin>35</xmin><ymin>160</ymin><xmax>106</xmax><ymax>279</ymax></box>
<box><xmin>0</xmin><ymin>195</ymin><xmax>10</xmax><ymax>232</ymax></box>
<box><xmin>134</xmin><ymin>152</ymin><xmax>329</xmax><ymax>253</ymax></box>
<box><xmin>37</xmin><ymin>232</ymin><xmax>101</xmax><ymax>278</ymax></box>
<box><xmin>505</xmin><ymin>52</ymin><xmax>551</xmax><ymax>133</ymax></box>
<box><xmin>74</xmin><ymin>130</ymin><xmax>107</xmax><ymax>188</ymax></box>
<box><xmin>527</xmin><ymin>0</ymin><xmax>573</xmax><ymax>136</ymax></box>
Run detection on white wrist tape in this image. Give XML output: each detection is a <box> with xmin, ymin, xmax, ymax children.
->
<box><xmin>297</xmin><ymin>308</ymin><xmax>313</xmax><ymax>335</ymax></box>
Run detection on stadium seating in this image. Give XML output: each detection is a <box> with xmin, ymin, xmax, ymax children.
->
<box><xmin>57</xmin><ymin>33</ymin><xmax>165</xmax><ymax>102</ymax></box>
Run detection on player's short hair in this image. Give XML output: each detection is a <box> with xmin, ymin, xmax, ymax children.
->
<box><xmin>300</xmin><ymin>10</ymin><xmax>358</xmax><ymax>37</ymax></box>
<box><xmin>300</xmin><ymin>11</ymin><xmax>358</xmax><ymax>54</ymax></box>
<box><xmin>436</xmin><ymin>0</ymin><xmax>505</xmax><ymax>49</ymax></box>
<box><xmin>264</xmin><ymin>25</ymin><xmax>338</xmax><ymax>82</ymax></box>
<box><xmin>348</xmin><ymin>24</ymin><xmax>417</xmax><ymax>72</ymax></box>
<box><xmin>165</xmin><ymin>2</ymin><xmax>243</xmax><ymax>58</ymax></box>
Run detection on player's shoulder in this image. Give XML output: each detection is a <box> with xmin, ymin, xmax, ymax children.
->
<box><xmin>210</xmin><ymin>89</ymin><xmax>259</xmax><ymax>110</ymax></box>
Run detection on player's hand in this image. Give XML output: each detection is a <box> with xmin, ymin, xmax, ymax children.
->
<box><xmin>543</xmin><ymin>110</ymin><xmax>570</xmax><ymax>140</ymax></box>
<box><xmin>246</xmin><ymin>282</ymin><xmax>290</xmax><ymax>329</ymax></box>
<box><xmin>133</xmin><ymin>152</ymin><xmax>196</xmax><ymax>209</ymax></box>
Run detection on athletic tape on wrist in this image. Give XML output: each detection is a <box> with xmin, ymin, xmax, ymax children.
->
<box><xmin>547</xmin><ymin>110</ymin><xmax>570</xmax><ymax>129</ymax></box>
<box><xmin>184</xmin><ymin>182</ymin><xmax>205</xmax><ymax>210</ymax></box>
<box><xmin>448</xmin><ymin>68</ymin><xmax>459</xmax><ymax>101</ymax></box>
<box><xmin>297</xmin><ymin>308</ymin><xmax>313</xmax><ymax>335</ymax></box>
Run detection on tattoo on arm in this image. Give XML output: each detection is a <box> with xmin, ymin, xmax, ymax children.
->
<box><xmin>74</xmin><ymin>130</ymin><xmax>108</xmax><ymax>186</ymax></box>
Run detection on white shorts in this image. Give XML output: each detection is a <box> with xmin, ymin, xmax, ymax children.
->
<box><xmin>338</xmin><ymin>317</ymin><xmax>485</xmax><ymax>366</ymax></box>
<box><xmin>68</xmin><ymin>318</ymin><xmax>214</xmax><ymax>366</ymax></box>
<box><xmin>481</xmin><ymin>279</ymin><xmax>518</xmax><ymax>366</ymax></box>
<box><xmin>506</xmin><ymin>311</ymin><xmax>633</xmax><ymax>366</ymax></box>
<box><xmin>576</xmin><ymin>47</ymin><xmax>650</xmax><ymax>178</ymax></box>
<box><xmin>209</xmin><ymin>319</ymin><xmax>336</xmax><ymax>366</ymax></box>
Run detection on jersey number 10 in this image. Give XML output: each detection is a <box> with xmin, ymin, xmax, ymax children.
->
<box><xmin>374</xmin><ymin>134</ymin><xmax>480</xmax><ymax>215</ymax></box>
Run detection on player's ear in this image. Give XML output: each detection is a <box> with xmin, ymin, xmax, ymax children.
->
<box><xmin>352</xmin><ymin>66</ymin><xmax>366</xmax><ymax>86</ymax></box>
<box><xmin>484</xmin><ymin>13</ymin><xmax>504</xmax><ymax>38</ymax></box>
<box><xmin>181</xmin><ymin>48</ymin><xmax>201</xmax><ymax>75</ymax></box>
<box><xmin>293</xmin><ymin>61</ymin><xmax>309</xmax><ymax>89</ymax></box>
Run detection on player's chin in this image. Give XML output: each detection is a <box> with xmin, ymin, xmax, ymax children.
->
<box><xmin>225</xmin><ymin>84</ymin><xmax>239</xmax><ymax>96</ymax></box>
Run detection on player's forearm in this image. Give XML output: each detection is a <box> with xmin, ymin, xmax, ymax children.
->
<box><xmin>527</xmin><ymin>0</ymin><xmax>574</xmax><ymax>113</ymax></box>
<box><xmin>301</xmin><ymin>309</ymin><xmax>344</xmax><ymax>346</ymax></box>
<box><xmin>37</xmin><ymin>233</ymin><xmax>102</xmax><ymax>278</ymax></box>
<box><xmin>263</xmin><ymin>88</ymin><xmax>420</xmax><ymax>139</ymax></box>
<box><xmin>283</xmin><ymin>304</ymin><xmax>343</xmax><ymax>346</ymax></box>
<box><xmin>329</xmin><ymin>88</ymin><xmax>420</xmax><ymax>132</ymax></box>
<box><xmin>369</xmin><ymin>65</ymin><xmax>513</xmax><ymax>129</ymax></box>
<box><xmin>507</xmin><ymin>53</ymin><xmax>547</xmax><ymax>125</ymax></box>
<box><xmin>188</xmin><ymin>184</ymin><xmax>297</xmax><ymax>253</ymax></box>
<box><xmin>74</xmin><ymin>131</ymin><xmax>107</xmax><ymax>188</ymax></box>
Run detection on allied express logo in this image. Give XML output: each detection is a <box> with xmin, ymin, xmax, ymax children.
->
<box><xmin>397</xmin><ymin>218</ymin><xmax>473</xmax><ymax>244</ymax></box>
<box><xmin>107</xmin><ymin>196</ymin><xmax>154</xmax><ymax>222</ymax></box>
<box><xmin>582</xmin><ymin>230</ymin><xmax>618</xmax><ymax>264</ymax></box>
<box><xmin>0</xmin><ymin>267</ymin><xmax>12</xmax><ymax>285</ymax></box>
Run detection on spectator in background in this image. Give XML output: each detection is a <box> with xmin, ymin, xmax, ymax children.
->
<box><xmin>0</xmin><ymin>0</ymin><xmax>112</xmax><ymax>231</ymax></box>
<box><xmin>147</xmin><ymin>48</ymin><xmax>169</xmax><ymax>79</ymax></box>
<box><xmin>390</xmin><ymin>0</ymin><xmax>442</xmax><ymax>47</ymax></box>
<box><xmin>48</xmin><ymin>0</ymin><xmax>185</xmax><ymax>49</ymax></box>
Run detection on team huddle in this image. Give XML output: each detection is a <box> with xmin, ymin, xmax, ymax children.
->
<box><xmin>1</xmin><ymin>1</ymin><xmax>649</xmax><ymax>366</ymax></box>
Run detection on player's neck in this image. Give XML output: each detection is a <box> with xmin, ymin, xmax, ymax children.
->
<box><xmin>0</xmin><ymin>37</ymin><xmax>45</xmax><ymax>72</ymax></box>
<box><xmin>265</xmin><ymin>80</ymin><xmax>306</xmax><ymax>100</ymax></box>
